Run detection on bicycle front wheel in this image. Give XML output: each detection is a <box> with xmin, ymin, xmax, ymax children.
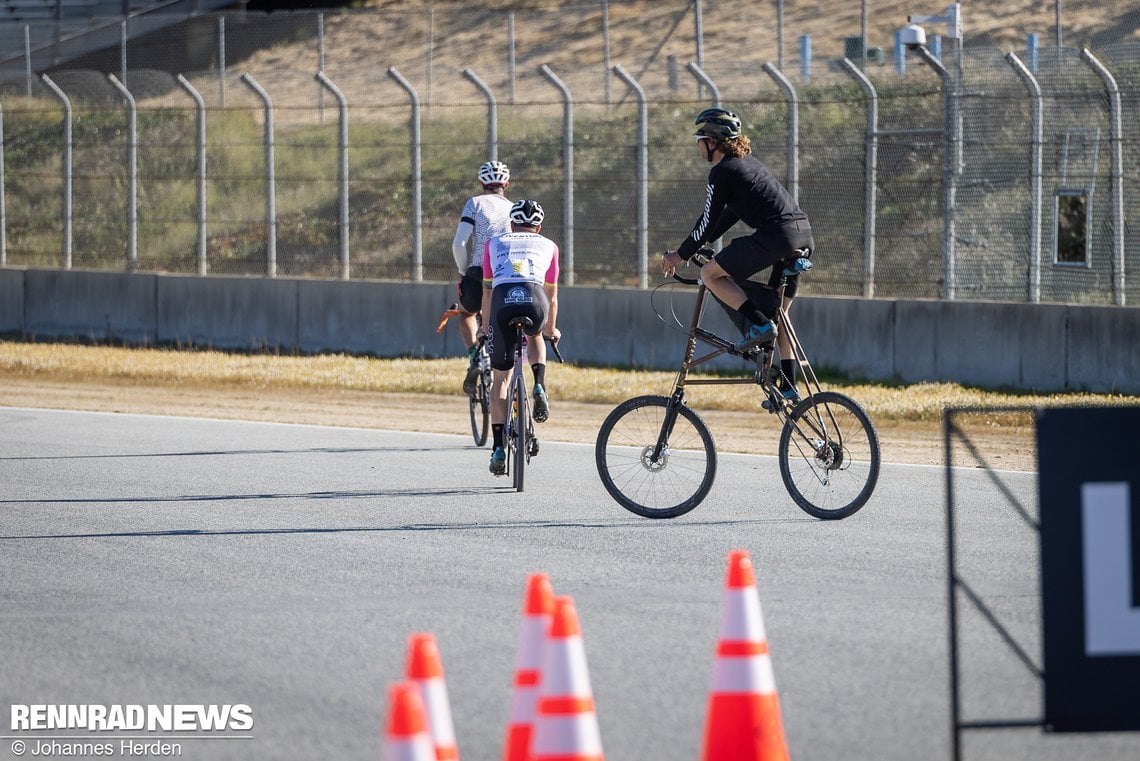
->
<box><xmin>595</xmin><ymin>395</ymin><xmax>717</xmax><ymax>519</ymax></box>
<box><xmin>778</xmin><ymin>391</ymin><xmax>880</xmax><ymax>520</ymax></box>
<box><xmin>469</xmin><ymin>357</ymin><xmax>490</xmax><ymax>447</ymax></box>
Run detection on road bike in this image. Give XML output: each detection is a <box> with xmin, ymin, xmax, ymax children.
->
<box><xmin>594</xmin><ymin>250</ymin><xmax>880</xmax><ymax>520</ymax></box>
<box><xmin>436</xmin><ymin>303</ymin><xmax>493</xmax><ymax>446</ymax></box>
<box><xmin>500</xmin><ymin>318</ymin><xmax>563</xmax><ymax>492</ymax></box>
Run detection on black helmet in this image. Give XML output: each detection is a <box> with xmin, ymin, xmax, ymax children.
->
<box><xmin>510</xmin><ymin>199</ymin><xmax>544</xmax><ymax>227</ymax></box>
<box><xmin>693</xmin><ymin>107</ymin><xmax>742</xmax><ymax>140</ymax></box>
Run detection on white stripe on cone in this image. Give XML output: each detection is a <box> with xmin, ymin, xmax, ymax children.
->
<box><xmin>384</xmin><ymin>737</ymin><xmax>435</xmax><ymax>761</ymax></box>
<box><xmin>417</xmin><ymin>675</ymin><xmax>458</xmax><ymax>749</ymax></box>
<box><xmin>507</xmin><ymin>616</ymin><xmax>548</xmax><ymax>723</ymax></box>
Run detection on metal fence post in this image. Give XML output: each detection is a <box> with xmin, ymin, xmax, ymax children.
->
<box><xmin>1080</xmin><ymin>48</ymin><xmax>1126</xmax><ymax>306</ymax></box>
<box><xmin>539</xmin><ymin>64</ymin><xmax>575</xmax><ymax>286</ymax></box>
<box><xmin>508</xmin><ymin>12</ymin><xmax>516</xmax><ymax>105</ymax></box>
<box><xmin>218</xmin><ymin>16</ymin><xmax>226</xmax><ymax>107</ymax></box>
<box><xmin>686</xmin><ymin>61</ymin><xmax>720</xmax><ymax>105</ymax></box>
<box><xmin>24</xmin><ymin>25</ymin><xmax>31</xmax><ymax>97</ymax></box>
<box><xmin>1006</xmin><ymin>53</ymin><xmax>1043</xmax><ymax>304</ymax></box>
<box><xmin>317</xmin><ymin>12</ymin><xmax>325</xmax><ymax>124</ymax></box>
<box><xmin>761</xmin><ymin>62</ymin><xmax>799</xmax><ymax>204</ymax></box>
<box><xmin>915</xmin><ymin>46</ymin><xmax>956</xmax><ymax>300</ymax></box>
<box><xmin>693</xmin><ymin>0</ymin><xmax>704</xmax><ymax>99</ymax></box>
<box><xmin>107</xmin><ymin>74</ymin><xmax>138</xmax><ymax>273</ymax></box>
<box><xmin>40</xmin><ymin>74</ymin><xmax>72</xmax><ymax>270</ymax></box>
<box><xmin>316</xmin><ymin>72</ymin><xmax>351</xmax><ymax>281</ymax></box>
<box><xmin>462</xmin><ymin>68</ymin><xmax>498</xmax><ymax>161</ymax></box>
<box><xmin>387</xmin><ymin>67</ymin><xmax>423</xmax><ymax>282</ymax></box>
<box><xmin>0</xmin><ymin>101</ymin><xmax>6</xmax><ymax>266</ymax></box>
<box><xmin>240</xmin><ymin>73</ymin><xmax>277</xmax><ymax>278</ymax></box>
<box><xmin>841</xmin><ymin>58</ymin><xmax>878</xmax><ymax>298</ymax></box>
<box><xmin>601</xmin><ymin>0</ymin><xmax>611</xmax><ymax>107</ymax></box>
<box><xmin>176</xmin><ymin>74</ymin><xmax>208</xmax><ymax>276</ymax></box>
<box><xmin>612</xmin><ymin>64</ymin><xmax>648</xmax><ymax>289</ymax></box>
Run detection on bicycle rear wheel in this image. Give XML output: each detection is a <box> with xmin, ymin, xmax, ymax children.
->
<box><xmin>510</xmin><ymin>374</ymin><xmax>527</xmax><ymax>492</ymax></box>
<box><xmin>595</xmin><ymin>395</ymin><xmax>717</xmax><ymax>519</ymax></box>
<box><xmin>778</xmin><ymin>391</ymin><xmax>879</xmax><ymax>520</ymax></box>
<box><xmin>468</xmin><ymin>353</ymin><xmax>490</xmax><ymax>447</ymax></box>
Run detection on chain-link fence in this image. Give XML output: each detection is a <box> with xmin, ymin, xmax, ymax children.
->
<box><xmin>0</xmin><ymin>4</ymin><xmax>1137</xmax><ymax>305</ymax></box>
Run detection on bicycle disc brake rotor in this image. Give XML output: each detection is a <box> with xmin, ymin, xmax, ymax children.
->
<box><xmin>812</xmin><ymin>439</ymin><xmax>844</xmax><ymax>471</ymax></box>
<box><xmin>640</xmin><ymin>445</ymin><xmax>670</xmax><ymax>472</ymax></box>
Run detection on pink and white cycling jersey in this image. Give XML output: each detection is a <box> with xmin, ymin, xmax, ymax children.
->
<box><xmin>482</xmin><ymin>232</ymin><xmax>560</xmax><ymax>289</ymax></box>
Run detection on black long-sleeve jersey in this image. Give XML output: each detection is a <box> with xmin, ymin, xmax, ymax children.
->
<box><xmin>676</xmin><ymin>153</ymin><xmax>808</xmax><ymax>261</ymax></box>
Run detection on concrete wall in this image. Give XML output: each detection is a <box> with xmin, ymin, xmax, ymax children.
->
<box><xmin>2</xmin><ymin>267</ymin><xmax>1138</xmax><ymax>394</ymax></box>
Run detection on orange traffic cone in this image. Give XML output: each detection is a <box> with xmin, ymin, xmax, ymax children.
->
<box><xmin>503</xmin><ymin>573</ymin><xmax>556</xmax><ymax>761</ymax></box>
<box><xmin>532</xmin><ymin>596</ymin><xmax>604</xmax><ymax>761</ymax></box>
<box><xmin>701</xmin><ymin>550</ymin><xmax>790</xmax><ymax>761</ymax></box>
<box><xmin>406</xmin><ymin>633</ymin><xmax>459</xmax><ymax>760</ymax></box>
<box><xmin>382</xmin><ymin>682</ymin><xmax>435</xmax><ymax>761</ymax></box>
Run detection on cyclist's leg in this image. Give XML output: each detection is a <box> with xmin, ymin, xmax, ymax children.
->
<box><xmin>520</xmin><ymin>288</ymin><xmax>551</xmax><ymax>422</ymax></box>
<box><xmin>705</xmin><ymin>237</ymin><xmax>781</xmax><ymax>313</ymax></box>
<box><xmin>457</xmin><ymin>267</ymin><xmax>483</xmax><ymax>349</ymax></box>
<box><xmin>487</xmin><ymin>290</ymin><xmax>520</xmax><ymax>469</ymax></box>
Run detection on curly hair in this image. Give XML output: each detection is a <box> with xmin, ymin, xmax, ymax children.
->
<box><xmin>720</xmin><ymin>134</ymin><xmax>752</xmax><ymax>158</ymax></box>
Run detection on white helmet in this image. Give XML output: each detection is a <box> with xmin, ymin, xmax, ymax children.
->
<box><xmin>478</xmin><ymin>160</ymin><xmax>510</xmax><ymax>186</ymax></box>
<box><xmin>510</xmin><ymin>199</ymin><xmax>544</xmax><ymax>227</ymax></box>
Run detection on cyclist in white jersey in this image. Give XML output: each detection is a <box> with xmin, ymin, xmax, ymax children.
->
<box><xmin>479</xmin><ymin>199</ymin><xmax>561</xmax><ymax>476</ymax></box>
<box><xmin>452</xmin><ymin>161</ymin><xmax>514</xmax><ymax>395</ymax></box>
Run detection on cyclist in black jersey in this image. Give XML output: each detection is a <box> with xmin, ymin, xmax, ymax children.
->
<box><xmin>661</xmin><ymin>107</ymin><xmax>813</xmax><ymax>398</ymax></box>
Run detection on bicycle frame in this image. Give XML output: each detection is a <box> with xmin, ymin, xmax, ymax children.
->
<box><xmin>662</xmin><ymin>269</ymin><xmax>843</xmax><ymax>464</ymax></box>
<box><xmin>503</xmin><ymin>323</ymin><xmax>535</xmax><ymax>491</ymax></box>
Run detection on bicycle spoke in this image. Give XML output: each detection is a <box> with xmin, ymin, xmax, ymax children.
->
<box><xmin>779</xmin><ymin>392</ymin><xmax>880</xmax><ymax>520</ymax></box>
<box><xmin>595</xmin><ymin>395</ymin><xmax>717</xmax><ymax>519</ymax></box>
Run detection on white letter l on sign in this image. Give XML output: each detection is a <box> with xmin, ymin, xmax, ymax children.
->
<box><xmin>1082</xmin><ymin>482</ymin><xmax>1140</xmax><ymax>655</ymax></box>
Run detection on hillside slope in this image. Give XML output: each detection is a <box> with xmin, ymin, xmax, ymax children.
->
<box><xmin>352</xmin><ymin>0</ymin><xmax>1136</xmax><ymax>62</ymax></box>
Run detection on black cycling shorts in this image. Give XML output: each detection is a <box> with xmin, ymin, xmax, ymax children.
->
<box><xmin>487</xmin><ymin>282</ymin><xmax>549</xmax><ymax>371</ymax></box>
<box><xmin>457</xmin><ymin>266</ymin><xmax>484</xmax><ymax>314</ymax></box>
<box><xmin>715</xmin><ymin>219</ymin><xmax>813</xmax><ymax>299</ymax></box>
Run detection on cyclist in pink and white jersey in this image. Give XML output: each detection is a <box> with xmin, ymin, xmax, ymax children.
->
<box><xmin>479</xmin><ymin>199</ymin><xmax>561</xmax><ymax>476</ymax></box>
<box><xmin>452</xmin><ymin>161</ymin><xmax>513</xmax><ymax>396</ymax></box>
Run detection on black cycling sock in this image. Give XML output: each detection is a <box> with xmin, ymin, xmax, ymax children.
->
<box><xmin>492</xmin><ymin>424</ymin><xmax>504</xmax><ymax>449</ymax></box>
<box><xmin>740</xmin><ymin>303</ymin><xmax>770</xmax><ymax>329</ymax></box>
<box><xmin>781</xmin><ymin>359</ymin><xmax>797</xmax><ymax>388</ymax></box>
<box><xmin>531</xmin><ymin>363</ymin><xmax>546</xmax><ymax>389</ymax></box>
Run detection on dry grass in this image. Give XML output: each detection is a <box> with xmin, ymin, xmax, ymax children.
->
<box><xmin>1</xmin><ymin>340</ymin><xmax>1133</xmax><ymax>424</ymax></box>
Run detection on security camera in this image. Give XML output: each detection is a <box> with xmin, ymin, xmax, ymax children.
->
<box><xmin>900</xmin><ymin>23</ymin><xmax>927</xmax><ymax>50</ymax></box>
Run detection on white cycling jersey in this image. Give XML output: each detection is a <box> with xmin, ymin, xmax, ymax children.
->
<box><xmin>452</xmin><ymin>193</ymin><xmax>514</xmax><ymax>271</ymax></box>
<box><xmin>482</xmin><ymin>231</ymin><xmax>560</xmax><ymax>289</ymax></box>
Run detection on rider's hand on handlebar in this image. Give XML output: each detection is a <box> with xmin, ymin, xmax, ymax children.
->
<box><xmin>544</xmin><ymin>327</ymin><xmax>561</xmax><ymax>343</ymax></box>
<box><xmin>661</xmin><ymin>250</ymin><xmax>682</xmax><ymax>277</ymax></box>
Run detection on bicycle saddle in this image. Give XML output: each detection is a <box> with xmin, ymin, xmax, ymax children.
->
<box><xmin>509</xmin><ymin>316</ymin><xmax>535</xmax><ymax>329</ymax></box>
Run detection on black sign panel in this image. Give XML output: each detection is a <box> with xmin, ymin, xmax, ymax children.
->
<box><xmin>1040</xmin><ymin>406</ymin><xmax>1140</xmax><ymax>732</ymax></box>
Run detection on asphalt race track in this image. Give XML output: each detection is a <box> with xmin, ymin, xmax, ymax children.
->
<box><xmin>2</xmin><ymin>408</ymin><xmax>1138</xmax><ymax>761</ymax></box>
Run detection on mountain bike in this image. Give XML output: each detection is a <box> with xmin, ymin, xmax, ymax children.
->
<box><xmin>594</xmin><ymin>250</ymin><xmax>880</xmax><ymax>520</ymax></box>
<box><xmin>500</xmin><ymin>319</ymin><xmax>563</xmax><ymax>492</ymax></box>
<box><xmin>436</xmin><ymin>303</ymin><xmax>493</xmax><ymax>447</ymax></box>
